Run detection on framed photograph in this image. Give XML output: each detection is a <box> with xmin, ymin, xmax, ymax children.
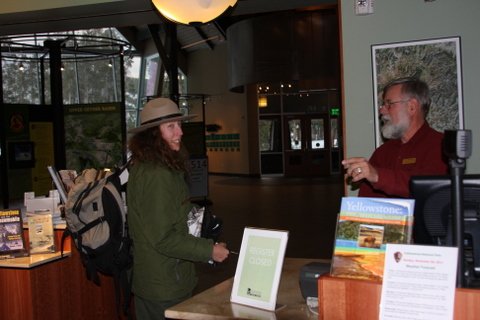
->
<box><xmin>371</xmin><ymin>37</ymin><xmax>464</xmax><ymax>147</ymax></box>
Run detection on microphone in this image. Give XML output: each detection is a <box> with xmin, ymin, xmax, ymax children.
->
<box><xmin>444</xmin><ymin>130</ymin><xmax>472</xmax><ymax>160</ymax></box>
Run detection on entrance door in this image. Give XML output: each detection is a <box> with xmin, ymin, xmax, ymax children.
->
<box><xmin>284</xmin><ymin>115</ymin><xmax>330</xmax><ymax>176</ymax></box>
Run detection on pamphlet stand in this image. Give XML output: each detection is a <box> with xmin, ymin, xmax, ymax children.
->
<box><xmin>318</xmin><ymin>274</ymin><xmax>480</xmax><ymax>320</ymax></box>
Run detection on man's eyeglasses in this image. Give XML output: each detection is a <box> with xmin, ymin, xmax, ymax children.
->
<box><xmin>379</xmin><ymin>99</ymin><xmax>410</xmax><ymax>110</ymax></box>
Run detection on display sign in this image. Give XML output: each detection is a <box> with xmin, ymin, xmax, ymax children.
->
<box><xmin>231</xmin><ymin>227</ymin><xmax>289</xmax><ymax>311</ymax></box>
<box><xmin>380</xmin><ymin>243</ymin><xmax>458</xmax><ymax>320</ymax></box>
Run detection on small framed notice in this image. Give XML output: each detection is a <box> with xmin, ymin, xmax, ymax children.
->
<box><xmin>27</xmin><ymin>211</ymin><xmax>56</xmax><ymax>254</ymax></box>
<box><xmin>230</xmin><ymin>227</ymin><xmax>289</xmax><ymax>311</ymax></box>
<box><xmin>380</xmin><ymin>243</ymin><xmax>458</xmax><ymax>320</ymax></box>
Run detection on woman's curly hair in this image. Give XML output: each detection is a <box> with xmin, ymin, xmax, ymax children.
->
<box><xmin>128</xmin><ymin>126</ymin><xmax>188</xmax><ymax>172</ymax></box>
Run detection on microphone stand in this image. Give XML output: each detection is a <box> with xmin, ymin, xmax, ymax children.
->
<box><xmin>449</xmin><ymin>157</ymin><xmax>466</xmax><ymax>288</ymax></box>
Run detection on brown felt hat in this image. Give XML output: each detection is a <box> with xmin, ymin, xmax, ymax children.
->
<box><xmin>128</xmin><ymin>98</ymin><xmax>196</xmax><ymax>133</ymax></box>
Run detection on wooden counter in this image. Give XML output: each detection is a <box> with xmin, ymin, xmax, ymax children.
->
<box><xmin>165</xmin><ymin>257</ymin><xmax>322</xmax><ymax>320</ymax></box>
<box><xmin>0</xmin><ymin>251</ymin><xmax>70</xmax><ymax>268</ymax></box>
<box><xmin>318</xmin><ymin>274</ymin><xmax>480</xmax><ymax>320</ymax></box>
<box><xmin>0</xmin><ymin>229</ymin><xmax>129</xmax><ymax>320</ymax></box>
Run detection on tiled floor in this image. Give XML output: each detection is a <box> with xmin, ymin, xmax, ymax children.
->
<box><xmin>194</xmin><ymin>174</ymin><xmax>345</xmax><ymax>294</ymax></box>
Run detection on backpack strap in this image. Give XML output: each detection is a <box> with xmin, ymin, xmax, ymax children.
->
<box><xmin>74</xmin><ymin>229</ymin><xmax>101</xmax><ymax>285</ymax></box>
<box><xmin>60</xmin><ymin>229</ymin><xmax>71</xmax><ymax>257</ymax></box>
<box><xmin>72</xmin><ymin>180</ymin><xmax>101</xmax><ymax>216</ymax></box>
<box><xmin>76</xmin><ymin>216</ymin><xmax>106</xmax><ymax>235</ymax></box>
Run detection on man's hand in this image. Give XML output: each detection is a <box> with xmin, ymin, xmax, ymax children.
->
<box><xmin>342</xmin><ymin>157</ymin><xmax>379</xmax><ymax>184</ymax></box>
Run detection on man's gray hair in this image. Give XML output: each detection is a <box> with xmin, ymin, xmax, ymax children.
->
<box><xmin>382</xmin><ymin>77</ymin><xmax>431</xmax><ymax>116</ymax></box>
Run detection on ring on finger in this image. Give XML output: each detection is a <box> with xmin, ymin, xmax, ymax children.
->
<box><xmin>356</xmin><ymin>167</ymin><xmax>362</xmax><ymax>174</ymax></box>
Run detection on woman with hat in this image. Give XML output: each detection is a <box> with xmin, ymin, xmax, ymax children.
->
<box><xmin>127</xmin><ymin>98</ymin><xmax>230</xmax><ymax>320</ymax></box>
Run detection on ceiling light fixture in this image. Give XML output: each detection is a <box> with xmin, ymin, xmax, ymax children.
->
<box><xmin>151</xmin><ymin>0</ymin><xmax>237</xmax><ymax>25</ymax></box>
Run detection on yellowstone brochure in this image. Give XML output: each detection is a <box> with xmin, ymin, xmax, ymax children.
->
<box><xmin>231</xmin><ymin>227</ymin><xmax>289</xmax><ymax>311</ymax></box>
<box><xmin>330</xmin><ymin>197</ymin><xmax>415</xmax><ymax>281</ymax></box>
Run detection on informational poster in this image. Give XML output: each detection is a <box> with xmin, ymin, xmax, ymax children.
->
<box><xmin>380</xmin><ymin>244</ymin><xmax>458</xmax><ymax>320</ymax></box>
<box><xmin>64</xmin><ymin>103</ymin><xmax>124</xmax><ymax>171</ymax></box>
<box><xmin>231</xmin><ymin>227</ymin><xmax>289</xmax><ymax>311</ymax></box>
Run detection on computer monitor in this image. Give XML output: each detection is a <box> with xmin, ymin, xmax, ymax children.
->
<box><xmin>410</xmin><ymin>175</ymin><xmax>480</xmax><ymax>287</ymax></box>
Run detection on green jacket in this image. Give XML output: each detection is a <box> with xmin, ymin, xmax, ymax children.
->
<box><xmin>127</xmin><ymin>161</ymin><xmax>213</xmax><ymax>301</ymax></box>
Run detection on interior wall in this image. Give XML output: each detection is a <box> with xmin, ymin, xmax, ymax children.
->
<box><xmin>187</xmin><ymin>43</ymin><xmax>252</xmax><ymax>175</ymax></box>
<box><xmin>340</xmin><ymin>0</ymin><xmax>480</xmax><ymax>195</ymax></box>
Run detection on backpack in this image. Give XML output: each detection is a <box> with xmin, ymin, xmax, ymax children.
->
<box><xmin>61</xmin><ymin>164</ymin><xmax>132</xmax><ymax>316</ymax></box>
<box><xmin>190</xmin><ymin>199</ymin><xmax>223</xmax><ymax>242</ymax></box>
<box><xmin>201</xmin><ymin>207</ymin><xmax>223</xmax><ymax>242</ymax></box>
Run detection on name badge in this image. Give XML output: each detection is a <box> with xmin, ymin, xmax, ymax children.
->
<box><xmin>402</xmin><ymin>158</ymin><xmax>416</xmax><ymax>165</ymax></box>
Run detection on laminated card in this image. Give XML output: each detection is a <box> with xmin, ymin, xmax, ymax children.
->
<box><xmin>231</xmin><ymin>227</ymin><xmax>289</xmax><ymax>311</ymax></box>
<box><xmin>380</xmin><ymin>243</ymin><xmax>458</xmax><ymax>320</ymax></box>
<box><xmin>330</xmin><ymin>197</ymin><xmax>414</xmax><ymax>281</ymax></box>
<box><xmin>27</xmin><ymin>211</ymin><xmax>56</xmax><ymax>254</ymax></box>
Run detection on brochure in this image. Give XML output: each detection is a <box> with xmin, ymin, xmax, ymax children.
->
<box><xmin>27</xmin><ymin>211</ymin><xmax>56</xmax><ymax>254</ymax></box>
<box><xmin>0</xmin><ymin>208</ymin><xmax>28</xmax><ymax>259</ymax></box>
<box><xmin>330</xmin><ymin>197</ymin><xmax>415</xmax><ymax>281</ymax></box>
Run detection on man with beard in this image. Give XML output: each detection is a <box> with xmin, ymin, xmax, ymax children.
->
<box><xmin>342</xmin><ymin>77</ymin><xmax>448</xmax><ymax>198</ymax></box>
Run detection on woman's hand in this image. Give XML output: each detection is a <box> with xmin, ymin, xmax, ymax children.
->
<box><xmin>212</xmin><ymin>242</ymin><xmax>229</xmax><ymax>262</ymax></box>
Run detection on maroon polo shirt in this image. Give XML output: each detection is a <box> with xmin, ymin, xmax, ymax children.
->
<box><xmin>359</xmin><ymin>123</ymin><xmax>448</xmax><ymax>198</ymax></box>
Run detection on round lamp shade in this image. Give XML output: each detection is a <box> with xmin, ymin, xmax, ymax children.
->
<box><xmin>152</xmin><ymin>0</ymin><xmax>237</xmax><ymax>25</ymax></box>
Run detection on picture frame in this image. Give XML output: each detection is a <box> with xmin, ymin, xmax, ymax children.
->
<box><xmin>230</xmin><ymin>227</ymin><xmax>289</xmax><ymax>311</ymax></box>
<box><xmin>371</xmin><ymin>37</ymin><xmax>464</xmax><ymax>147</ymax></box>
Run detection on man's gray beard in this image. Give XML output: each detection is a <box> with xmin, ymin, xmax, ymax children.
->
<box><xmin>381</xmin><ymin>117</ymin><xmax>408</xmax><ymax>140</ymax></box>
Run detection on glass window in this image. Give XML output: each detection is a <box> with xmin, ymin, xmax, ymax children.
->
<box><xmin>64</xmin><ymin>56</ymin><xmax>122</xmax><ymax>104</ymax></box>
<box><xmin>178</xmin><ymin>69</ymin><xmax>187</xmax><ymax>95</ymax></box>
<box><xmin>288</xmin><ymin>119</ymin><xmax>302</xmax><ymax>150</ymax></box>
<box><xmin>259</xmin><ymin>117</ymin><xmax>282</xmax><ymax>152</ymax></box>
<box><xmin>331</xmin><ymin>118</ymin><xmax>339</xmax><ymax>148</ymax></box>
<box><xmin>311</xmin><ymin>118</ymin><xmax>325</xmax><ymax>149</ymax></box>
<box><xmin>144</xmin><ymin>55</ymin><xmax>159</xmax><ymax>97</ymax></box>
<box><xmin>2</xmin><ymin>57</ymin><xmax>44</xmax><ymax>104</ymax></box>
<box><xmin>125</xmin><ymin>56</ymin><xmax>141</xmax><ymax>132</ymax></box>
